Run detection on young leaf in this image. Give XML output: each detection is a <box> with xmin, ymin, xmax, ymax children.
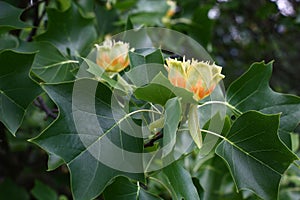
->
<box><xmin>133</xmin><ymin>73</ymin><xmax>196</xmax><ymax>105</ymax></box>
<box><xmin>162</xmin><ymin>97</ymin><xmax>182</xmax><ymax>157</ymax></box>
<box><xmin>134</xmin><ymin>83</ymin><xmax>175</xmax><ymax>105</ymax></box>
<box><xmin>0</xmin><ymin>51</ymin><xmax>41</xmax><ymax>135</ymax></box>
<box><xmin>31</xmin><ymin>79</ymin><xmax>144</xmax><ymax>200</ymax></box>
<box><xmin>188</xmin><ymin>104</ymin><xmax>202</xmax><ymax>149</ymax></box>
<box><xmin>216</xmin><ymin>111</ymin><xmax>298</xmax><ymax>200</ymax></box>
<box><xmin>226</xmin><ymin>61</ymin><xmax>300</xmax><ymax>147</ymax></box>
<box><xmin>151</xmin><ymin>73</ymin><xmax>196</xmax><ymax>103</ymax></box>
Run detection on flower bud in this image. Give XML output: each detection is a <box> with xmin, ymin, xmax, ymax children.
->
<box><xmin>165</xmin><ymin>58</ymin><xmax>225</xmax><ymax>101</ymax></box>
<box><xmin>95</xmin><ymin>39</ymin><xmax>130</xmax><ymax>73</ymax></box>
<box><xmin>166</xmin><ymin>0</ymin><xmax>177</xmax><ymax>18</ymax></box>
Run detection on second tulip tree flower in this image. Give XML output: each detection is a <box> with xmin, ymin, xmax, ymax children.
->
<box><xmin>165</xmin><ymin>58</ymin><xmax>225</xmax><ymax>101</ymax></box>
<box><xmin>95</xmin><ymin>39</ymin><xmax>130</xmax><ymax>73</ymax></box>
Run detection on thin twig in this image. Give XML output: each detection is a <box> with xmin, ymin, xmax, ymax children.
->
<box><xmin>34</xmin><ymin>96</ymin><xmax>57</xmax><ymax>119</ymax></box>
<box><xmin>144</xmin><ymin>131</ymin><xmax>163</xmax><ymax>148</ymax></box>
<box><xmin>23</xmin><ymin>0</ymin><xmax>46</xmax><ymax>13</ymax></box>
<box><xmin>26</xmin><ymin>0</ymin><xmax>47</xmax><ymax>42</ymax></box>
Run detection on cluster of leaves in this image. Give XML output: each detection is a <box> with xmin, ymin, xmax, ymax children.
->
<box><xmin>0</xmin><ymin>0</ymin><xmax>300</xmax><ymax>200</ymax></box>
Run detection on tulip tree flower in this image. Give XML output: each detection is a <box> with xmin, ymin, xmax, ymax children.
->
<box><xmin>166</xmin><ymin>0</ymin><xmax>177</xmax><ymax>18</ymax></box>
<box><xmin>165</xmin><ymin>58</ymin><xmax>225</xmax><ymax>101</ymax></box>
<box><xmin>162</xmin><ymin>0</ymin><xmax>177</xmax><ymax>25</ymax></box>
<box><xmin>95</xmin><ymin>39</ymin><xmax>130</xmax><ymax>73</ymax></box>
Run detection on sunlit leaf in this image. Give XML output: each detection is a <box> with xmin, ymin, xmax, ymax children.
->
<box><xmin>128</xmin><ymin>0</ymin><xmax>169</xmax><ymax>26</ymax></box>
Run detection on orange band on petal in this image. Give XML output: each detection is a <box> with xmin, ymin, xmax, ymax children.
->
<box><xmin>170</xmin><ymin>75</ymin><xmax>186</xmax><ymax>88</ymax></box>
<box><xmin>95</xmin><ymin>40</ymin><xmax>130</xmax><ymax>73</ymax></box>
<box><xmin>165</xmin><ymin>57</ymin><xmax>224</xmax><ymax>101</ymax></box>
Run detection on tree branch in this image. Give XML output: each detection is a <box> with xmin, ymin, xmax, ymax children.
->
<box><xmin>26</xmin><ymin>0</ymin><xmax>47</xmax><ymax>42</ymax></box>
<box><xmin>144</xmin><ymin>131</ymin><xmax>163</xmax><ymax>148</ymax></box>
<box><xmin>33</xmin><ymin>96</ymin><xmax>58</xmax><ymax>119</ymax></box>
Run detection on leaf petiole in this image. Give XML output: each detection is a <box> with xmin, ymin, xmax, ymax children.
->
<box><xmin>197</xmin><ymin>100</ymin><xmax>243</xmax><ymax>116</ymax></box>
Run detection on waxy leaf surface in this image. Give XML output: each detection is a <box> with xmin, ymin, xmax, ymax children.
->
<box><xmin>216</xmin><ymin>111</ymin><xmax>297</xmax><ymax>200</ymax></box>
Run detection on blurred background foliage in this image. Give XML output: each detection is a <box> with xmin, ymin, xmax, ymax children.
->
<box><xmin>0</xmin><ymin>0</ymin><xmax>299</xmax><ymax>199</ymax></box>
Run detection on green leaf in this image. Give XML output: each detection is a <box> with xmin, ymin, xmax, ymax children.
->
<box><xmin>151</xmin><ymin>73</ymin><xmax>196</xmax><ymax>103</ymax></box>
<box><xmin>31</xmin><ymin>180</ymin><xmax>58</xmax><ymax>200</ymax></box>
<box><xmin>36</xmin><ymin>4</ymin><xmax>97</xmax><ymax>56</ymax></box>
<box><xmin>126</xmin><ymin>17</ymin><xmax>134</xmax><ymax>30</ymax></box>
<box><xmin>103</xmin><ymin>176</ymin><xmax>162</xmax><ymax>200</ymax></box>
<box><xmin>0</xmin><ymin>178</ymin><xmax>29</xmax><ymax>200</ymax></box>
<box><xmin>83</xmin><ymin>57</ymin><xmax>132</xmax><ymax>94</ymax></box>
<box><xmin>0</xmin><ymin>33</ymin><xmax>19</xmax><ymax>51</ymax></box>
<box><xmin>17</xmin><ymin>41</ymin><xmax>79</xmax><ymax>83</ymax></box>
<box><xmin>226</xmin><ymin>61</ymin><xmax>300</xmax><ymax>147</ymax></box>
<box><xmin>191</xmin><ymin>178</ymin><xmax>204</xmax><ymax>200</ymax></box>
<box><xmin>134</xmin><ymin>72</ymin><xmax>196</xmax><ymax>105</ymax></box>
<box><xmin>128</xmin><ymin>0</ymin><xmax>169</xmax><ymax>26</ymax></box>
<box><xmin>31</xmin><ymin>79</ymin><xmax>144</xmax><ymax>200</ymax></box>
<box><xmin>0</xmin><ymin>1</ymin><xmax>29</xmax><ymax>34</ymax></box>
<box><xmin>94</xmin><ymin>4</ymin><xmax>120</xmax><ymax>36</ymax></box>
<box><xmin>103</xmin><ymin>176</ymin><xmax>138</xmax><ymax>200</ymax></box>
<box><xmin>83</xmin><ymin>57</ymin><xmax>118</xmax><ymax>87</ymax></box>
<box><xmin>199</xmin><ymin>156</ymin><xmax>243</xmax><ymax>200</ymax></box>
<box><xmin>162</xmin><ymin>97</ymin><xmax>181</xmax><ymax>157</ymax></box>
<box><xmin>47</xmin><ymin>153</ymin><xmax>64</xmax><ymax>171</ymax></box>
<box><xmin>162</xmin><ymin>160</ymin><xmax>200</xmax><ymax>200</ymax></box>
<box><xmin>216</xmin><ymin>111</ymin><xmax>298</xmax><ymax>200</ymax></box>
<box><xmin>139</xmin><ymin>188</ymin><xmax>163</xmax><ymax>200</ymax></box>
<box><xmin>0</xmin><ymin>51</ymin><xmax>41</xmax><ymax>135</ymax></box>
<box><xmin>126</xmin><ymin>50</ymin><xmax>166</xmax><ymax>87</ymax></box>
<box><xmin>56</xmin><ymin>0</ymin><xmax>72</xmax><ymax>11</ymax></box>
<box><xmin>134</xmin><ymin>83</ymin><xmax>175</xmax><ymax>105</ymax></box>
<box><xmin>189</xmin><ymin>5</ymin><xmax>214</xmax><ymax>48</ymax></box>
<box><xmin>129</xmin><ymin>49</ymin><xmax>164</xmax><ymax>68</ymax></box>
<box><xmin>188</xmin><ymin>104</ymin><xmax>202</xmax><ymax>149</ymax></box>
